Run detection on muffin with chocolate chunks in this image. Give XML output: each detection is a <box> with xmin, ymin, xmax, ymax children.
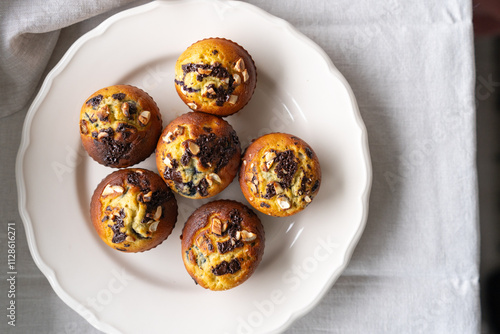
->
<box><xmin>155</xmin><ymin>112</ymin><xmax>241</xmax><ymax>199</ymax></box>
<box><xmin>181</xmin><ymin>200</ymin><xmax>265</xmax><ymax>291</ymax></box>
<box><xmin>90</xmin><ymin>168</ymin><xmax>177</xmax><ymax>253</ymax></box>
<box><xmin>239</xmin><ymin>133</ymin><xmax>321</xmax><ymax>217</ymax></box>
<box><xmin>174</xmin><ymin>38</ymin><xmax>257</xmax><ymax>117</ymax></box>
<box><xmin>80</xmin><ymin>85</ymin><xmax>162</xmax><ymax>168</ymax></box>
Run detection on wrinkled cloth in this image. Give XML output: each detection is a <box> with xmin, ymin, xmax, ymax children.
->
<box><xmin>0</xmin><ymin>0</ymin><xmax>479</xmax><ymax>333</ymax></box>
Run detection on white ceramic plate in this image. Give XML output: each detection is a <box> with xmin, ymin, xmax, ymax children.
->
<box><xmin>16</xmin><ymin>0</ymin><xmax>371</xmax><ymax>333</ymax></box>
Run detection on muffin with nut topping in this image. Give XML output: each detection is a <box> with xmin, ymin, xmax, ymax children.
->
<box><xmin>174</xmin><ymin>38</ymin><xmax>257</xmax><ymax>117</ymax></box>
<box><xmin>239</xmin><ymin>133</ymin><xmax>321</xmax><ymax>217</ymax></box>
<box><xmin>90</xmin><ymin>168</ymin><xmax>177</xmax><ymax>253</ymax></box>
<box><xmin>181</xmin><ymin>200</ymin><xmax>265</xmax><ymax>291</ymax></box>
<box><xmin>155</xmin><ymin>112</ymin><xmax>241</xmax><ymax>199</ymax></box>
<box><xmin>80</xmin><ymin>85</ymin><xmax>162</xmax><ymax>168</ymax></box>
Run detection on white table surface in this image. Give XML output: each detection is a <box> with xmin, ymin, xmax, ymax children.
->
<box><xmin>0</xmin><ymin>0</ymin><xmax>479</xmax><ymax>333</ymax></box>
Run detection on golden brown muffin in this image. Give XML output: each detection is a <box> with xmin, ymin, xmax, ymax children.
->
<box><xmin>155</xmin><ymin>112</ymin><xmax>241</xmax><ymax>199</ymax></box>
<box><xmin>90</xmin><ymin>168</ymin><xmax>177</xmax><ymax>253</ymax></box>
<box><xmin>174</xmin><ymin>38</ymin><xmax>257</xmax><ymax>117</ymax></box>
<box><xmin>181</xmin><ymin>200</ymin><xmax>265</xmax><ymax>291</ymax></box>
<box><xmin>239</xmin><ymin>133</ymin><xmax>321</xmax><ymax>217</ymax></box>
<box><xmin>80</xmin><ymin>85</ymin><xmax>162</xmax><ymax>168</ymax></box>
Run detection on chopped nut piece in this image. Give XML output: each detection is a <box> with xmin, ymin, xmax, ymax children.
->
<box><xmin>240</xmin><ymin>230</ymin><xmax>257</xmax><ymax>242</ymax></box>
<box><xmin>264</xmin><ymin>151</ymin><xmax>276</xmax><ymax>170</ymax></box>
<box><xmin>138</xmin><ymin>111</ymin><xmax>151</xmax><ymax>126</ymax></box>
<box><xmin>250</xmin><ymin>183</ymin><xmax>258</xmax><ymax>194</ymax></box>
<box><xmin>274</xmin><ymin>183</ymin><xmax>284</xmax><ymax>194</ymax></box>
<box><xmin>149</xmin><ymin>221</ymin><xmax>159</xmax><ymax>232</ymax></box>
<box><xmin>174</xmin><ymin>126</ymin><xmax>185</xmax><ymax>136</ymax></box>
<box><xmin>163</xmin><ymin>156</ymin><xmax>172</xmax><ymax>168</ymax></box>
<box><xmin>153</xmin><ymin>206</ymin><xmax>162</xmax><ymax>220</ymax></box>
<box><xmin>102</xmin><ymin>185</ymin><xmax>124</xmax><ymax>197</ymax></box>
<box><xmin>264</xmin><ymin>151</ymin><xmax>276</xmax><ymax>162</ymax></box>
<box><xmin>242</xmin><ymin>69</ymin><xmax>249</xmax><ymax>82</ymax></box>
<box><xmin>188</xmin><ymin>141</ymin><xmax>200</xmax><ymax>155</ymax></box>
<box><xmin>233</xmin><ymin>73</ymin><xmax>241</xmax><ymax>85</ymax></box>
<box><xmin>207</xmin><ymin>86</ymin><xmax>216</xmax><ymax>95</ymax></box>
<box><xmin>304</xmin><ymin>195</ymin><xmax>312</xmax><ymax>203</ymax></box>
<box><xmin>231</xmin><ymin>238</ymin><xmax>236</xmax><ymax>246</ymax></box>
<box><xmin>235</xmin><ymin>58</ymin><xmax>245</xmax><ymax>72</ymax></box>
<box><xmin>252</xmin><ymin>178</ymin><xmax>258</xmax><ymax>185</ymax></box>
<box><xmin>143</xmin><ymin>191</ymin><xmax>152</xmax><ymax>202</ymax></box>
<box><xmin>277</xmin><ymin>196</ymin><xmax>291</xmax><ymax>210</ymax></box>
<box><xmin>97</xmin><ymin>131</ymin><xmax>109</xmax><ymax>140</ymax></box>
<box><xmin>197</xmin><ymin>68</ymin><xmax>212</xmax><ymax>75</ymax></box>
<box><xmin>212</xmin><ymin>218</ymin><xmax>223</xmax><ymax>235</ymax></box>
<box><xmin>187</xmin><ymin>102</ymin><xmax>197</xmax><ymax>110</ymax></box>
<box><xmin>228</xmin><ymin>95</ymin><xmax>238</xmax><ymax>105</ymax></box>
<box><xmin>80</xmin><ymin>120</ymin><xmax>89</xmax><ymax>134</ymax></box>
<box><xmin>98</xmin><ymin>105</ymin><xmax>110</xmax><ymax>120</ymax></box>
<box><xmin>126</xmin><ymin>236</ymin><xmax>135</xmax><ymax>242</ymax></box>
<box><xmin>121</xmin><ymin>102</ymin><xmax>130</xmax><ymax>117</ymax></box>
<box><xmin>163</xmin><ymin>131</ymin><xmax>173</xmax><ymax>143</ymax></box>
<box><xmin>243</xmin><ymin>160</ymin><xmax>247</xmax><ymax>166</ymax></box>
<box><xmin>223</xmin><ymin>78</ymin><xmax>230</xmax><ymax>84</ymax></box>
<box><xmin>208</xmin><ymin>173</ymin><xmax>221</xmax><ymax>184</ymax></box>
<box><xmin>235</xmin><ymin>231</ymin><xmax>241</xmax><ymax>240</ymax></box>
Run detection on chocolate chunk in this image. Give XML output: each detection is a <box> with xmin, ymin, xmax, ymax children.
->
<box><xmin>174</xmin><ymin>79</ymin><xmax>200</xmax><ymax>93</ymax></box>
<box><xmin>164</xmin><ymin>167</ymin><xmax>183</xmax><ymax>184</ymax></box>
<box><xmin>181</xmin><ymin>151</ymin><xmax>191</xmax><ymax>166</ymax></box>
<box><xmin>226</xmin><ymin>209</ymin><xmax>243</xmax><ymax>239</ymax></box>
<box><xmin>95</xmin><ymin>128</ymin><xmax>133</xmax><ymax>166</ymax></box>
<box><xmin>211</xmin><ymin>258</ymin><xmax>241</xmax><ymax>276</ymax></box>
<box><xmin>260</xmin><ymin>202</ymin><xmax>270</xmax><ymax>208</ymax></box>
<box><xmin>263</xmin><ymin>183</ymin><xmax>276</xmax><ymax>199</ymax></box>
<box><xmin>203</xmin><ymin>126</ymin><xmax>212</xmax><ymax>133</ymax></box>
<box><xmin>126</xmin><ymin>171</ymin><xmax>151</xmax><ymax>191</ymax></box>
<box><xmin>305</xmin><ymin>147</ymin><xmax>314</xmax><ymax>159</ymax></box>
<box><xmin>86</xmin><ymin>94</ymin><xmax>103</xmax><ymax>108</ymax></box>
<box><xmin>217</xmin><ymin>238</ymin><xmax>244</xmax><ymax>254</ymax></box>
<box><xmin>109</xmin><ymin>209</ymin><xmax>127</xmax><ymax>243</ymax></box>
<box><xmin>101</xmin><ymin>215</ymin><xmax>109</xmax><ymax>222</ymax></box>
<box><xmin>112</xmin><ymin>93</ymin><xmax>126</xmax><ymax>100</ymax></box>
<box><xmin>212</xmin><ymin>50</ymin><xmax>218</xmax><ymax>55</ymax></box>
<box><xmin>127</xmin><ymin>101</ymin><xmax>138</xmax><ymax>115</ymax></box>
<box><xmin>146</xmin><ymin>189</ymin><xmax>172</xmax><ymax>212</ymax></box>
<box><xmin>300</xmin><ymin>175</ymin><xmax>310</xmax><ymax>194</ymax></box>
<box><xmin>274</xmin><ymin>150</ymin><xmax>298</xmax><ymax>188</ymax></box>
<box><xmin>116</xmin><ymin>123</ymin><xmax>137</xmax><ymax>140</ymax></box>
<box><xmin>311</xmin><ymin>180</ymin><xmax>320</xmax><ymax>193</ymax></box>
<box><xmin>194</xmin><ymin>131</ymin><xmax>239</xmax><ymax>173</ymax></box>
<box><xmin>197</xmin><ymin>178</ymin><xmax>209</xmax><ymax>197</ymax></box>
<box><xmin>179</xmin><ymin>62</ymin><xmax>236</xmax><ymax>105</ymax></box>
